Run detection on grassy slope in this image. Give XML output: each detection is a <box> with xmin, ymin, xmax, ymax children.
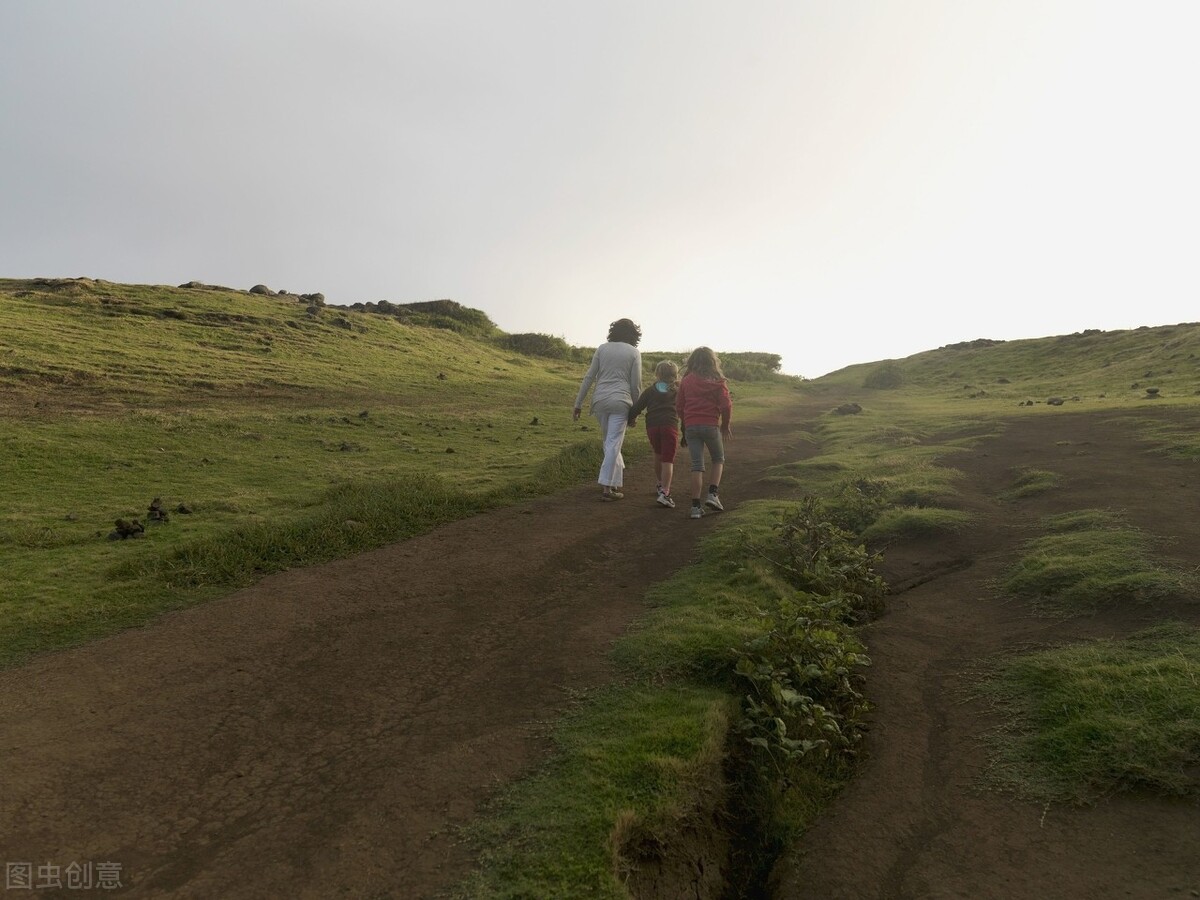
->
<box><xmin>0</xmin><ymin>280</ymin><xmax>594</xmax><ymax>661</ymax></box>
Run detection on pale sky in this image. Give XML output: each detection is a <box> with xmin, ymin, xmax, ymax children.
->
<box><xmin>2</xmin><ymin>2</ymin><xmax>1197</xmax><ymax>377</ymax></box>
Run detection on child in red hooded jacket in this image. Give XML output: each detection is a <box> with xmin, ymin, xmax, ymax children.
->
<box><xmin>675</xmin><ymin>347</ymin><xmax>732</xmax><ymax>519</ymax></box>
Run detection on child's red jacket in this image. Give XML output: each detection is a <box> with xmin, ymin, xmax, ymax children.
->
<box><xmin>675</xmin><ymin>373</ymin><xmax>732</xmax><ymax>430</ymax></box>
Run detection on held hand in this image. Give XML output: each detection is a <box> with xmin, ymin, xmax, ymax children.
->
<box><xmin>572</xmin><ymin>407</ymin><xmax>581</xmax><ymax>422</ymax></box>
<box><xmin>721</xmin><ymin>425</ymin><xmax>732</xmax><ymax>440</ymax></box>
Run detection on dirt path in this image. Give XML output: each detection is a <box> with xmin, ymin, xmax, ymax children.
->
<box><xmin>773</xmin><ymin>410</ymin><xmax>1200</xmax><ymax>899</ymax></box>
<box><xmin>5</xmin><ymin>404</ymin><xmax>1199</xmax><ymax>899</ymax></box>
<box><xmin>0</xmin><ymin>398</ymin><xmax>818</xmax><ymax>899</ymax></box>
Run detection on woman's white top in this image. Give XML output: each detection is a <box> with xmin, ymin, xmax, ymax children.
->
<box><xmin>574</xmin><ymin>341</ymin><xmax>642</xmax><ymax>411</ymax></box>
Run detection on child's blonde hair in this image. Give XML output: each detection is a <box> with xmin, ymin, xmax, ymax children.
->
<box><xmin>655</xmin><ymin>359</ymin><xmax>679</xmax><ymax>383</ymax></box>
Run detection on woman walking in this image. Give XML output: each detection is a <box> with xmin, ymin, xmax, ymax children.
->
<box><xmin>573</xmin><ymin>318</ymin><xmax>643</xmax><ymax>500</ymax></box>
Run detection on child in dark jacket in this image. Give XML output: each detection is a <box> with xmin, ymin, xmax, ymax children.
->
<box><xmin>675</xmin><ymin>347</ymin><xmax>732</xmax><ymax>519</ymax></box>
<box><xmin>628</xmin><ymin>360</ymin><xmax>681</xmax><ymax>508</ymax></box>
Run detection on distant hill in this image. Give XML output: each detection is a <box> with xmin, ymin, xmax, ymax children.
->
<box><xmin>817</xmin><ymin>323</ymin><xmax>1200</xmax><ymax>404</ymax></box>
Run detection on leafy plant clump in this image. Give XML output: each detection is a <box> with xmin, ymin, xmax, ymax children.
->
<box><xmin>734</xmin><ymin>499</ymin><xmax>882</xmax><ymax>779</ymax></box>
<box><xmin>982</xmin><ymin>623</ymin><xmax>1200</xmax><ymax>801</ymax></box>
<box><xmin>734</xmin><ymin>593</ymin><xmax>871</xmax><ymax>779</ymax></box>
<box><xmin>755</xmin><ymin>497</ymin><xmax>886</xmax><ymax>622</ymax></box>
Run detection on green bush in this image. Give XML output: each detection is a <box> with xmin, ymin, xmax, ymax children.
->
<box><xmin>863</xmin><ymin>362</ymin><xmax>904</xmax><ymax>389</ymax></box>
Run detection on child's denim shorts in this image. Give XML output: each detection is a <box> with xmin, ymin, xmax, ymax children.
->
<box><xmin>685</xmin><ymin>425</ymin><xmax>724</xmax><ymax>471</ymax></box>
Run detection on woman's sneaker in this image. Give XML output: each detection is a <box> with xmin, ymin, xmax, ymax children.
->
<box><xmin>705</xmin><ymin>493</ymin><xmax>724</xmax><ymax>512</ymax></box>
<box><xmin>689</xmin><ymin>504</ymin><xmax>704</xmax><ymax>519</ymax></box>
<box><xmin>656</xmin><ymin>491</ymin><xmax>675</xmax><ymax>509</ymax></box>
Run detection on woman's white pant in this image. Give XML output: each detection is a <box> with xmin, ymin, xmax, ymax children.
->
<box><xmin>594</xmin><ymin>404</ymin><xmax>629</xmax><ymax>488</ymax></box>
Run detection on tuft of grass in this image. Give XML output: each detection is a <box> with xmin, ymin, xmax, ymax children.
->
<box><xmin>1000</xmin><ymin>510</ymin><xmax>1196</xmax><ymax>615</ymax></box>
<box><xmin>981</xmin><ymin>623</ymin><xmax>1200</xmax><ymax>802</ymax></box>
<box><xmin>999</xmin><ymin>467</ymin><xmax>1061</xmax><ymax>500</ymax></box>
<box><xmin>860</xmin><ymin>506</ymin><xmax>973</xmax><ymax>544</ymax></box>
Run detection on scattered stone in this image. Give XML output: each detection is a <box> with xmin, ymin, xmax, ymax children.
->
<box><xmin>108</xmin><ymin>518</ymin><xmax>145</xmax><ymax>540</ymax></box>
<box><xmin>1047</xmin><ymin>397</ymin><xmax>1064</xmax><ymax>406</ymax></box>
<box><xmin>147</xmin><ymin>497</ymin><xmax>170</xmax><ymax>524</ymax></box>
<box><xmin>64</xmin><ymin>513</ymin><xmax>77</xmax><ymax>521</ymax></box>
<box><xmin>529</xmin><ymin>416</ymin><xmax>541</xmax><ymax>425</ymax></box>
<box><xmin>343</xmin><ymin>519</ymin><xmax>365</xmax><ymax>530</ymax></box>
<box><xmin>176</xmin><ymin>504</ymin><xmax>193</xmax><ymax>514</ymax></box>
<box><xmin>445</xmin><ymin>447</ymin><xmax>456</xmax><ymax>453</ymax></box>
<box><xmin>1131</xmin><ymin>383</ymin><xmax>1140</xmax><ymax>390</ymax></box>
<box><xmin>249</xmin><ymin>284</ymin><xmax>274</xmax><ymax>295</ymax></box>
<box><xmin>996</xmin><ymin>377</ymin><xmax>1011</xmax><ymax>384</ymax></box>
<box><xmin>437</xmin><ymin>372</ymin><xmax>447</xmax><ymax>380</ymax></box>
<box><xmin>358</xmin><ymin>410</ymin><xmax>369</xmax><ymax>419</ymax></box>
<box><xmin>301</xmin><ymin>293</ymin><xmax>325</xmax><ymax>305</ymax></box>
<box><xmin>1145</xmin><ymin>387</ymin><xmax>1162</xmax><ymax>399</ymax></box>
<box><xmin>834</xmin><ymin>402</ymin><xmax>863</xmax><ymax>415</ymax></box>
<box><xmin>580</xmin><ymin>425</ymin><xmax>590</xmax><ymax>431</ymax></box>
<box><xmin>306</xmin><ymin>305</ymin><xmax>322</xmax><ymax>317</ymax></box>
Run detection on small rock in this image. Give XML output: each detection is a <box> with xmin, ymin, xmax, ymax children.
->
<box><xmin>249</xmin><ymin>284</ymin><xmax>274</xmax><ymax>295</ymax></box>
<box><xmin>529</xmin><ymin>417</ymin><xmax>541</xmax><ymax>426</ymax></box>
<box><xmin>445</xmin><ymin>447</ymin><xmax>456</xmax><ymax>453</ymax></box>
<box><xmin>1047</xmin><ymin>397</ymin><xmax>1064</xmax><ymax>406</ymax></box>
<box><xmin>176</xmin><ymin>504</ymin><xmax>193</xmax><ymax>514</ymax></box>
<box><xmin>437</xmin><ymin>372</ymin><xmax>447</xmax><ymax>380</ymax></box>
<box><xmin>834</xmin><ymin>402</ymin><xmax>863</xmax><ymax>415</ymax></box>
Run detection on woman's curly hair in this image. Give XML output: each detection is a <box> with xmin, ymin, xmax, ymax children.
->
<box><xmin>607</xmin><ymin>318</ymin><xmax>642</xmax><ymax>346</ymax></box>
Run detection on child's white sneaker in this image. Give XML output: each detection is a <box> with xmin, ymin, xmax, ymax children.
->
<box><xmin>656</xmin><ymin>491</ymin><xmax>675</xmax><ymax>509</ymax></box>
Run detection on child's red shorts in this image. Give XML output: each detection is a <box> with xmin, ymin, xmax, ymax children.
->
<box><xmin>646</xmin><ymin>425</ymin><xmax>679</xmax><ymax>463</ymax></box>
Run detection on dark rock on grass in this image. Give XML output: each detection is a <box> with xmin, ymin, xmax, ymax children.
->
<box><xmin>834</xmin><ymin>403</ymin><xmax>863</xmax><ymax>415</ymax></box>
<box><xmin>108</xmin><ymin>519</ymin><xmax>145</xmax><ymax>540</ymax></box>
<box><xmin>249</xmin><ymin>284</ymin><xmax>274</xmax><ymax>295</ymax></box>
<box><xmin>529</xmin><ymin>417</ymin><xmax>541</xmax><ymax>425</ymax></box>
<box><xmin>1047</xmin><ymin>397</ymin><xmax>1065</xmax><ymax>406</ymax></box>
<box><xmin>176</xmin><ymin>504</ymin><xmax>193</xmax><ymax>515</ymax></box>
<box><xmin>148</xmin><ymin>498</ymin><xmax>170</xmax><ymax>524</ymax></box>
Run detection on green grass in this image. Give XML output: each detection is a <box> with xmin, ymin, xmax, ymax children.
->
<box><xmin>981</xmin><ymin>623</ymin><xmax>1200</xmax><ymax>801</ymax></box>
<box><xmin>999</xmin><ymin>467</ymin><xmax>1061</xmax><ymax>500</ymax></box>
<box><xmin>459</xmin><ymin>685</ymin><xmax>734</xmax><ymax>899</ymax></box>
<box><xmin>1000</xmin><ymin>510</ymin><xmax>1196</xmax><ymax>615</ymax></box>
<box><xmin>859</xmin><ymin>506</ymin><xmax>973</xmax><ymax>543</ymax></box>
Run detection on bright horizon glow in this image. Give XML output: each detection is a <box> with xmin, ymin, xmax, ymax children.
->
<box><xmin>2</xmin><ymin>2</ymin><xmax>1197</xmax><ymax>377</ymax></box>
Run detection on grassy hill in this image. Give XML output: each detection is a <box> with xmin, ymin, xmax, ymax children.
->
<box><xmin>820</xmin><ymin>323</ymin><xmax>1200</xmax><ymax>405</ymax></box>
<box><xmin>0</xmin><ymin>277</ymin><xmax>794</xmax><ymax>666</ymax></box>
